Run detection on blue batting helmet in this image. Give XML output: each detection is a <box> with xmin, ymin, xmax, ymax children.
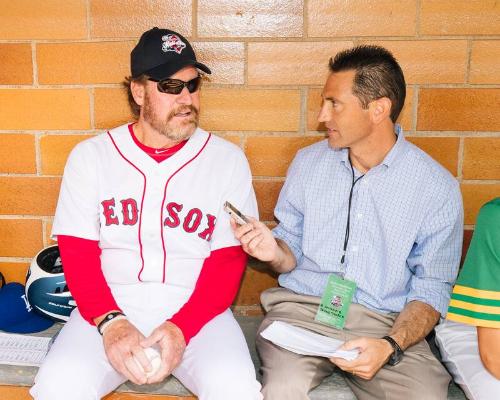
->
<box><xmin>25</xmin><ymin>245</ymin><xmax>76</xmax><ymax>322</ymax></box>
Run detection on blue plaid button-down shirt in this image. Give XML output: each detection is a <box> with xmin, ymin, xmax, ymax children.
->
<box><xmin>273</xmin><ymin>126</ymin><xmax>463</xmax><ymax>316</ymax></box>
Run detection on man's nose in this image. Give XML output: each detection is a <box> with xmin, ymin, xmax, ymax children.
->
<box><xmin>176</xmin><ymin>87</ymin><xmax>193</xmax><ymax>105</ymax></box>
<box><xmin>318</xmin><ymin>104</ymin><xmax>331</xmax><ymax>123</ymax></box>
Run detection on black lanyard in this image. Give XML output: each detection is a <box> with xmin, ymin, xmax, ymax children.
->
<box><xmin>340</xmin><ymin>160</ymin><xmax>364</xmax><ymax>265</ymax></box>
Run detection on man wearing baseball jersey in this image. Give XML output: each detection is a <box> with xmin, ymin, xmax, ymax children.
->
<box><xmin>31</xmin><ymin>27</ymin><xmax>262</xmax><ymax>400</ymax></box>
<box><xmin>435</xmin><ymin>198</ymin><xmax>500</xmax><ymax>400</ymax></box>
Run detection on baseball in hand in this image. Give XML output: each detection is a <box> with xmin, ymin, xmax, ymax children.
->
<box><xmin>135</xmin><ymin>347</ymin><xmax>161</xmax><ymax>377</ymax></box>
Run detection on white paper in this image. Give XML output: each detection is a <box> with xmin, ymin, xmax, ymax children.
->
<box><xmin>0</xmin><ymin>332</ymin><xmax>53</xmax><ymax>366</ymax></box>
<box><xmin>260</xmin><ymin>321</ymin><xmax>359</xmax><ymax>361</ymax></box>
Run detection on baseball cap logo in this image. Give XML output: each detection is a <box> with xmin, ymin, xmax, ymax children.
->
<box><xmin>21</xmin><ymin>294</ymin><xmax>32</xmax><ymax>312</ymax></box>
<box><xmin>162</xmin><ymin>34</ymin><xmax>186</xmax><ymax>54</ymax></box>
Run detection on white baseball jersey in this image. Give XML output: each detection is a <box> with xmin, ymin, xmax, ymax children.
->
<box><xmin>52</xmin><ymin>123</ymin><xmax>258</xmax><ymax>293</ymax></box>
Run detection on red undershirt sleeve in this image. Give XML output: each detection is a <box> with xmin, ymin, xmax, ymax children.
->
<box><xmin>57</xmin><ymin>235</ymin><xmax>121</xmax><ymax>325</ymax></box>
<box><xmin>169</xmin><ymin>245</ymin><xmax>247</xmax><ymax>345</ymax></box>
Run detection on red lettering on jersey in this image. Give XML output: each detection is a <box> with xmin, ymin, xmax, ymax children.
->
<box><xmin>164</xmin><ymin>202</ymin><xmax>183</xmax><ymax>228</ymax></box>
<box><xmin>183</xmin><ymin>208</ymin><xmax>202</xmax><ymax>233</ymax></box>
<box><xmin>198</xmin><ymin>214</ymin><xmax>216</xmax><ymax>241</ymax></box>
<box><xmin>120</xmin><ymin>198</ymin><xmax>138</xmax><ymax>225</ymax></box>
<box><xmin>164</xmin><ymin>203</ymin><xmax>217</xmax><ymax>242</ymax></box>
<box><xmin>102</xmin><ymin>198</ymin><xmax>119</xmax><ymax>226</ymax></box>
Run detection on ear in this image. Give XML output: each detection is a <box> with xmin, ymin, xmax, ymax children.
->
<box><xmin>369</xmin><ymin>97</ymin><xmax>392</xmax><ymax>124</ymax></box>
<box><xmin>131</xmin><ymin>80</ymin><xmax>146</xmax><ymax>107</ymax></box>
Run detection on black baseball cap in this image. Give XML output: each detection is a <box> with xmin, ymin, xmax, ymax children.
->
<box><xmin>131</xmin><ymin>27</ymin><xmax>211</xmax><ymax>80</ymax></box>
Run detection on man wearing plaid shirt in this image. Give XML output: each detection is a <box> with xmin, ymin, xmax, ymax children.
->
<box><xmin>233</xmin><ymin>45</ymin><xmax>463</xmax><ymax>400</ymax></box>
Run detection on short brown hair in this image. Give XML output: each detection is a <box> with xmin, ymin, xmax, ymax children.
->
<box><xmin>329</xmin><ymin>45</ymin><xmax>406</xmax><ymax>123</ymax></box>
<box><xmin>123</xmin><ymin>75</ymin><xmax>148</xmax><ymax>118</ymax></box>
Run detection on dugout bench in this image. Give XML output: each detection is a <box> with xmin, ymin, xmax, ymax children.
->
<box><xmin>1</xmin><ymin>230</ymin><xmax>474</xmax><ymax>400</ymax></box>
<box><xmin>0</xmin><ymin>314</ymin><xmax>466</xmax><ymax>400</ymax></box>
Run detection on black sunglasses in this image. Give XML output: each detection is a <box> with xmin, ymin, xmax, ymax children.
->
<box><xmin>149</xmin><ymin>76</ymin><xmax>202</xmax><ymax>95</ymax></box>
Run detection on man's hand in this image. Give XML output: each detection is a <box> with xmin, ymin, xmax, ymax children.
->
<box><xmin>330</xmin><ymin>337</ymin><xmax>393</xmax><ymax>380</ymax></box>
<box><xmin>230</xmin><ymin>217</ymin><xmax>279</xmax><ymax>262</ymax></box>
<box><xmin>140</xmin><ymin>321</ymin><xmax>186</xmax><ymax>384</ymax></box>
<box><xmin>102</xmin><ymin>319</ymin><xmax>148</xmax><ymax>385</ymax></box>
<box><xmin>230</xmin><ymin>217</ymin><xmax>296</xmax><ymax>273</ymax></box>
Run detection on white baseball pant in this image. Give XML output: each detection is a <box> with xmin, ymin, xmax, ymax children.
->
<box><xmin>30</xmin><ymin>283</ymin><xmax>262</xmax><ymax>400</ymax></box>
<box><xmin>435</xmin><ymin>319</ymin><xmax>500</xmax><ymax>400</ymax></box>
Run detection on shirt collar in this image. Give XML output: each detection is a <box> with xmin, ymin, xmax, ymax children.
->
<box><xmin>339</xmin><ymin>147</ymin><xmax>350</xmax><ymax>166</ymax></box>
<box><xmin>339</xmin><ymin>124</ymin><xmax>407</xmax><ymax>169</ymax></box>
<box><xmin>380</xmin><ymin>124</ymin><xmax>407</xmax><ymax>168</ymax></box>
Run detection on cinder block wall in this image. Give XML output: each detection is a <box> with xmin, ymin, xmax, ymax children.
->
<box><xmin>0</xmin><ymin>1</ymin><xmax>498</xmax><ymax>315</ymax></box>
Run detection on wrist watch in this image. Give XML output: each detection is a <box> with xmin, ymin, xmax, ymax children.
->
<box><xmin>382</xmin><ymin>336</ymin><xmax>404</xmax><ymax>366</ymax></box>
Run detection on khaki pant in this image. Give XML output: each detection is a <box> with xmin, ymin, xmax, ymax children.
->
<box><xmin>257</xmin><ymin>287</ymin><xmax>450</xmax><ymax>400</ymax></box>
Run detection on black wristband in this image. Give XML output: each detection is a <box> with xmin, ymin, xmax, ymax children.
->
<box><xmin>97</xmin><ymin>311</ymin><xmax>125</xmax><ymax>335</ymax></box>
<box><xmin>382</xmin><ymin>335</ymin><xmax>404</xmax><ymax>366</ymax></box>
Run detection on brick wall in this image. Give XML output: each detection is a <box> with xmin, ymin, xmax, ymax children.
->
<box><xmin>0</xmin><ymin>1</ymin><xmax>498</xmax><ymax>315</ymax></box>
